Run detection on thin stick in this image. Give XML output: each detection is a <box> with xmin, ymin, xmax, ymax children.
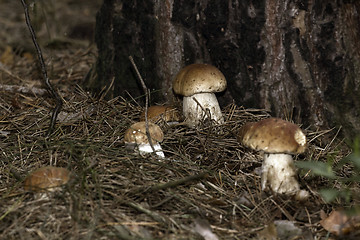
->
<box><xmin>148</xmin><ymin>172</ymin><xmax>208</xmax><ymax>192</ymax></box>
<box><xmin>20</xmin><ymin>0</ymin><xmax>63</xmax><ymax>136</ymax></box>
<box><xmin>103</xmin><ymin>190</ymin><xmax>167</xmax><ymax>224</ymax></box>
<box><xmin>128</xmin><ymin>56</ymin><xmax>156</xmax><ymax>153</ymax></box>
<box><xmin>128</xmin><ymin>172</ymin><xmax>208</xmax><ymax>195</ymax></box>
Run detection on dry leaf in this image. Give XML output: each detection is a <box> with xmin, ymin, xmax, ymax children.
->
<box><xmin>11</xmin><ymin>94</ymin><xmax>22</xmax><ymax>109</ymax></box>
<box><xmin>257</xmin><ymin>222</ymin><xmax>277</xmax><ymax>240</ymax></box>
<box><xmin>0</xmin><ymin>45</ymin><xmax>14</xmax><ymax>65</ymax></box>
<box><xmin>22</xmin><ymin>52</ymin><xmax>34</xmax><ymax>61</ymax></box>
<box><xmin>320</xmin><ymin>209</ymin><xmax>360</xmax><ymax>236</ymax></box>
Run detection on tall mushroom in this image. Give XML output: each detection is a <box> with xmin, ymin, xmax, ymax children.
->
<box><xmin>173</xmin><ymin>63</ymin><xmax>227</xmax><ymax>127</ymax></box>
<box><xmin>237</xmin><ymin>118</ymin><xmax>309</xmax><ymax>199</ymax></box>
<box><xmin>124</xmin><ymin>121</ymin><xmax>165</xmax><ymax>158</ymax></box>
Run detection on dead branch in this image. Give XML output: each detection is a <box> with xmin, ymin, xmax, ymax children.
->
<box><xmin>0</xmin><ymin>84</ymin><xmax>47</xmax><ymax>95</ymax></box>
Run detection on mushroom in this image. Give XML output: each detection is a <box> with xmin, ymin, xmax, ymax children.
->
<box><xmin>237</xmin><ymin>118</ymin><xmax>309</xmax><ymax>200</ymax></box>
<box><xmin>173</xmin><ymin>63</ymin><xmax>227</xmax><ymax>127</ymax></box>
<box><xmin>140</xmin><ymin>105</ymin><xmax>181</xmax><ymax>125</ymax></box>
<box><xmin>124</xmin><ymin>121</ymin><xmax>165</xmax><ymax>158</ymax></box>
<box><xmin>24</xmin><ymin>166</ymin><xmax>71</xmax><ymax>192</ymax></box>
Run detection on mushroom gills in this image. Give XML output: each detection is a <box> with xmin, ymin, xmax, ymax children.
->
<box><xmin>261</xmin><ymin>153</ymin><xmax>300</xmax><ymax>194</ymax></box>
<box><xmin>183</xmin><ymin>92</ymin><xmax>224</xmax><ymax>127</ymax></box>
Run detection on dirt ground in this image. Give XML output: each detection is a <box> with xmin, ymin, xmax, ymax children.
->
<box><xmin>1</xmin><ymin>1</ymin><xmax>359</xmax><ymax>239</ymax></box>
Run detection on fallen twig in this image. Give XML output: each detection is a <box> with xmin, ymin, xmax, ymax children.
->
<box><xmin>148</xmin><ymin>172</ymin><xmax>208</xmax><ymax>192</ymax></box>
<box><xmin>103</xmin><ymin>190</ymin><xmax>167</xmax><ymax>224</ymax></box>
<box><xmin>129</xmin><ymin>172</ymin><xmax>208</xmax><ymax>195</ymax></box>
<box><xmin>0</xmin><ymin>84</ymin><xmax>47</xmax><ymax>95</ymax></box>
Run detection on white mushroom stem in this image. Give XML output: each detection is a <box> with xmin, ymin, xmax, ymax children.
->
<box><xmin>261</xmin><ymin>153</ymin><xmax>300</xmax><ymax>195</ymax></box>
<box><xmin>183</xmin><ymin>92</ymin><xmax>224</xmax><ymax>127</ymax></box>
<box><xmin>138</xmin><ymin>143</ymin><xmax>165</xmax><ymax>158</ymax></box>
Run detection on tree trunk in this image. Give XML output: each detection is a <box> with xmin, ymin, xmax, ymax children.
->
<box><xmin>91</xmin><ymin>0</ymin><xmax>360</xmax><ymax>140</ymax></box>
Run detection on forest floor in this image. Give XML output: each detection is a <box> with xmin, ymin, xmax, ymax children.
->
<box><xmin>1</xmin><ymin>1</ymin><xmax>360</xmax><ymax>239</ymax></box>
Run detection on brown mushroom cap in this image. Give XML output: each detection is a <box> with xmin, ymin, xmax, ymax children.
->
<box><xmin>237</xmin><ymin>118</ymin><xmax>306</xmax><ymax>154</ymax></box>
<box><xmin>173</xmin><ymin>63</ymin><xmax>227</xmax><ymax>97</ymax></box>
<box><xmin>24</xmin><ymin>166</ymin><xmax>71</xmax><ymax>192</ymax></box>
<box><xmin>124</xmin><ymin>121</ymin><xmax>164</xmax><ymax>144</ymax></box>
<box><xmin>140</xmin><ymin>105</ymin><xmax>181</xmax><ymax>123</ymax></box>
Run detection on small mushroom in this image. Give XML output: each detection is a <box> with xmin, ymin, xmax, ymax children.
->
<box><xmin>173</xmin><ymin>63</ymin><xmax>227</xmax><ymax>127</ymax></box>
<box><xmin>140</xmin><ymin>105</ymin><xmax>181</xmax><ymax>125</ymax></box>
<box><xmin>24</xmin><ymin>166</ymin><xmax>70</xmax><ymax>192</ymax></box>
<box><xmin>237</xmin><ymin>118</ymin><xmax>309</xmax><ymax>200</ymax></box>
<box><xmin>124</xmin><ymin>121</ymin><xmax>165</xmax><ymax>158</ymax></box>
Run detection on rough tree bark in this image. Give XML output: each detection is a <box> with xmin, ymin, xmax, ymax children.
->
<box><xmin>90</xmin><ymin>0</ymin><xmax>360</xmax><ymax>140</ymax></box>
